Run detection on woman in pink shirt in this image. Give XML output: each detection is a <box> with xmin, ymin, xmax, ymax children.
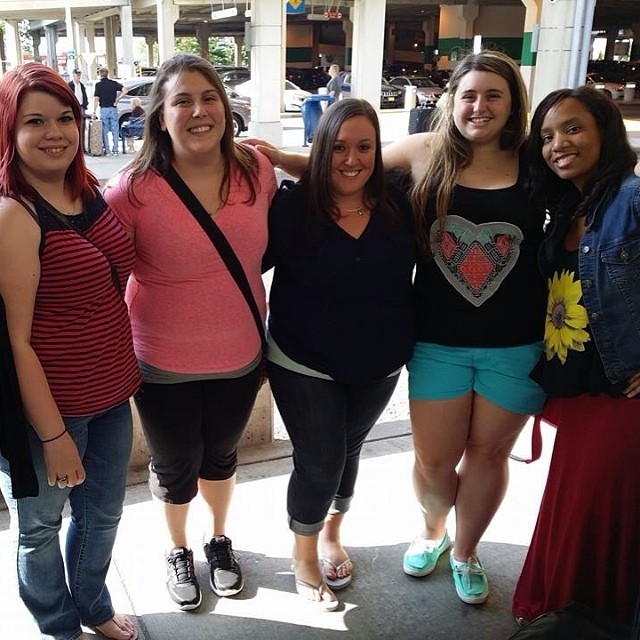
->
<box><xmin>105</xmin><ymin>54</ymin><xmax>276</xmax><ymax>612</ymax></box>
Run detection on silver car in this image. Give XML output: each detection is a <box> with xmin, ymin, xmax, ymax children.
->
<box><xmin>389</xmin><ymin>76</ymin><xmax>443</xmax><ymax>105</ymax></box>
<box><xmin>116</xmin><ymin>77</ymin><xmax>251</xmax><ymax>137</ymax></box>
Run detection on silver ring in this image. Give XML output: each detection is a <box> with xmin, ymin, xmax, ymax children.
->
<box><xmin>57</xmin><ymin>476</ymin><xmax>68</xmax><ymax>482</ymax></box>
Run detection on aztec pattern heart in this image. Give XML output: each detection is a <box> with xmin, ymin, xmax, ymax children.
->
<box><xmin>430</xmin><ymin>215</ymin><xmax>523</xmax><ymax>308</ymax></box>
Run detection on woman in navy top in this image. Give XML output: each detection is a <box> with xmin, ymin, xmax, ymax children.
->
<box><xmin>264</xmin><ymin>99</ymin><xmax>415</xmax><ymax>611</ymax></box>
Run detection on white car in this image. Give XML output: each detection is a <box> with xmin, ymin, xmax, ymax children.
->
<box><xmin>233</xmin><ymin>79</ymin><xmax>312</xmax><ymax>112</ymax></box>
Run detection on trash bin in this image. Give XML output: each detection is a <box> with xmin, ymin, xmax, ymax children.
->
<box><xmin>624</xmin><ymin>82</ymin><xmax>636</xmax><ymax>103</ymax></box>
<box><xmin>301</xmin><ymin>94</ymin><xmax>335</xmax><ymax>146</ymax></box>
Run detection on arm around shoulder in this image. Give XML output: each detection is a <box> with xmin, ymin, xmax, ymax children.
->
<box><xmin>382</xmin><ymin>131</ymin><xmax>436</xmax><ymax>180</ymax></box>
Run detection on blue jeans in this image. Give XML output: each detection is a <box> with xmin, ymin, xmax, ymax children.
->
<box><xmin>268</xmin><ymin>363</ymin><xmax>399</xmax><ymax>535</ymax></box>
<box><xmin>0</xmin><ymin>401</ymin><xmax>133</xmax><ymax>640</ymax></box>
<box><xmin>100</xmin><ymin>106</ymin><xmax>119</xmax><ymax>154</ymax></box>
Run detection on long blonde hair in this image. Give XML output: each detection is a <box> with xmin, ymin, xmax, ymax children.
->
<box><xmin>412</xmin><ymin>50</ymin><xmax>529</xmax><ymax>255</ymax></box>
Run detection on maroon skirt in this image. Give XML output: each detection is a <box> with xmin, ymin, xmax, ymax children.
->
<box><xmin>512</xmin><ymin>393</ymin><xmax>640</xmax><ymax>625</ymax></box>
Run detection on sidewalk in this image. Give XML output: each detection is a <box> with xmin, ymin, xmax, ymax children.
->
<box><xmin>0</xmin><ymin>401</ymin><xmax>557</xmax><ymax>639</ymax></box>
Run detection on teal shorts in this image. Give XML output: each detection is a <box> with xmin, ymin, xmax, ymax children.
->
<box><xmin>408</xmin><ymin>341</ymin><xmax>545</xmax><ymax>416</ymax></box>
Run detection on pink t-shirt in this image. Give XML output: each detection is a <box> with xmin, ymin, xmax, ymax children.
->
<box><xmin>104</xmin><ymin>150</ymin><xmax>276</xmax><ymax>374</ymax></box>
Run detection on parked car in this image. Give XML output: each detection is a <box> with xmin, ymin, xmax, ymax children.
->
<box><xmin>388</xmin><ymin>76</ymin><xmax>443</xmax><ymax>105</ymax></box>
<box><xmin>340</xmin><ymin>73</ymin><xmax>404</xmax><ymax>109</ymax></box>
<box><xmin>116</xmin><ymin>77</ymin><xmax>251</xmax><ymax>137</ymax></box>
<box><xmin>234</xmin><ymin>78</ymin><xmax>312</xmax><ymax>112</ymax></box>
<box><xmin>285</xmin><ymin>67</ymin><xmax>331</xmax><ymax>93</ymax></box>
<box><xmin>585</xmin><ymin>73</ymin><xmax>625</xmax><ymax>100</ymax></box>
<box><xmin>215</xmin><ymin>66</ymin><xmax>250</xmax><ymax>87</ymax></box>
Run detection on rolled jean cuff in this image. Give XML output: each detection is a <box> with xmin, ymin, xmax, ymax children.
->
<box><xmin>288</xmin><ymin>515</ymin><xmax>324</xmax><ymax>536</ymax></box>
<box><xmin>328</xmin><ymin>495</ymin><xmax>352</xmax><ymax>515</ymax></box>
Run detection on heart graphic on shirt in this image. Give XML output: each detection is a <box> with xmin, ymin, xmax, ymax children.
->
<box><xmin>430</xmin><ymin>215</ymin><xmax>523</xmax><ymax>307</ymax></box>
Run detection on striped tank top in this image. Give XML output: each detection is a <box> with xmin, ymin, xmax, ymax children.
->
<box><xmin>31</xmin><ymin>194</ymin><xmax>141</xmax><ymax>416</ymax></box>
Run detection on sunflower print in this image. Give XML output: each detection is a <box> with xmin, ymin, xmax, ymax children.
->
<box><xmin>544</xmin><ymin>269</ymin><xmax>590</xmax><ymax>365</ymax></box>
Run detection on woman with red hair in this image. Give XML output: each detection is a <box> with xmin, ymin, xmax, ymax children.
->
<box><xmin>0</xmin><ymin>63</ymin><xmax>140</xmax><ymax>640</ymax></box>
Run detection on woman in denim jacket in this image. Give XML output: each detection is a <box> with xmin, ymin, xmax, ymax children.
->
<box><xmin>513</xmin><ymin>86</ymin><xmax>640</xmax><ymax>629</ymax></box>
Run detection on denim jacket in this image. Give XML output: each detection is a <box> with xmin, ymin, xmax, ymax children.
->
<box><xmin>540</xmin><ymin>174</ymin><xmax>640</xmax><ymax>384</ymax></box>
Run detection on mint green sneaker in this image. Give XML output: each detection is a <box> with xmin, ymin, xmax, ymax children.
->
<box><xmin>449</xmin><ymin>553</ymin><xmax>489</xmax><ymax>604</ymax></box>
<box><xmin>403</xmin><ymin>531</ymin><xmax>451</xmax><ymax>577</ymax></box>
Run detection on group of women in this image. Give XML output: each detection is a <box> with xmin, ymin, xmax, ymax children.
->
<box><xmin>0</xmin><ymin>48</ymin><xmax>637</xmax><ymax>640</ymax></box>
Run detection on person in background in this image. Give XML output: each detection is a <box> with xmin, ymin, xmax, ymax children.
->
<box><xmin>68</xmin><ymin>68</ymin><xmax>88</xmax><ymax>152</ymax></box>
<box><xmin>512</xmin><ymin>86</ymin><xmax>640</xmax><ymax>629</ymax></box>
<box><xmin>93</xmin><ymin>67</ymin><xmax>127</xmax><ymax>156</ymax></box>
<box><xmin>0</xmin><ymin>62</ymin><xmax>140</xmax><ymax>640</ymax></box>
<box><xmin>124</xmin><ymin>97</ymin><xmax>145</xmax><ymax>153</ymax></box>
<box><xmin>104</xmin><ymin>53</ymin><xmax>276</xmax><ymax>613</ymax></box>
<box><xmin>326</xmin><ymin>64</ymin><xmax>343</xmax><ymax>101</ymax></box>
<box><xmin>264</xmin><ymin>98</ymin><xmax>415</xmax><ymax>611</ymax></box>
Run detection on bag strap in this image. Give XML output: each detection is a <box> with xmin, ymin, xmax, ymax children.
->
<box><xmin>163</xmin><ymin>166</ymin><xmax>266</xmax><ymax>350</ymax></box>
<box><xmin>509</xmin><ymin>414</ymin><xmax>542</xmax><ymax>464</ymax></box>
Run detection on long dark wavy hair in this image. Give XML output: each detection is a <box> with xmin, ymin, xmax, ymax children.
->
<box><xmin>125</xmin><ymin>53</ymin><xmax>259</xmax><ymax>205</ymax></box>
<box><xmin>300</xmin><ymin>98</ymin><xmax>398</xmax><ymax>226</ymax></box>
<box><xmin>526</xmin><ymin>86</ymin><xmax>637</xmax><ymax>218</ymax></box>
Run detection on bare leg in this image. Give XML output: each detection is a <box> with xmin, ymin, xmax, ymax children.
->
<box><xmin>409</xmin><ymin>395</ymin><xmax>473</xmax><ymax>540</ymax></box>
<box><xmin>158</xmin><ymin>500</ymin><xmax>190</xmax><ymax>548</ymax></box>
<box><xmin>292</xmin><ymin>532</ymin><xmax>337</xmax><ymax>607</ymax></box>
<box><xmin>452</xmin><ymin>394</ymin><xmax>528</xmax><ymax>561</ymax></box>
<box><xmin>319</xmin><ymin>512</ymin><xmax>352</xmax><ymax>580</ymax></box>
<box><xmin>198</xmin><ymin>475</ymin><xmax>236</xmax><ymax>539</ymax></box>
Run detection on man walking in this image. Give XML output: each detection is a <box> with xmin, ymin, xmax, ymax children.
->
<box><xmin>326</xmin><ymin>64</ymin><xmax>343</xmax><ymax>100</ymax></box>
<box><xmin>92</xmin><ymin>67</ymin><xmax>127</xmax><ymax>155</ymax></box>
<box><xmin>69</xmin><ymin>69</ymin><xmax>89</xmax><ymax>152</ymax></box>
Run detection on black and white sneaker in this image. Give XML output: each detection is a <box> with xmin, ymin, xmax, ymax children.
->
<box><xmin>165</xmin><ymin>547</ymin><xmax>202</xmax><ymax>610</ymax></box>
<box><xmin>203</xmin><ymin>535</ymin><xmax>244</xmax><ymax>597</ymax></box>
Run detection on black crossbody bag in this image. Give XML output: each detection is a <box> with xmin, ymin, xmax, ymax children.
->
<box><xmin>163</xmin><ymin>167</ymin><xmax>267</xmax><ymax>374</ymax></box>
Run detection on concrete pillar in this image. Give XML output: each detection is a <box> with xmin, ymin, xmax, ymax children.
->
<box><xmin>423</xmin><ymin>17</ymin><xmax>436</xmax><ymax>70</ymax></box>
<box><xmin>233</xmin><ymin>35</ymin><xmax>244</xmax><ymax>66</ymax></box>
<box><xmin>32</xmin><ymin>30</ymin><xmax>43</xmax><ymax>63</ymax></box>
<box><xmin>438</xmin><ymin>4</ymin><xmax>477</xmax><ymax>69</ymax></box>
<box><xmin>120</xmin><ymin>4</ymin><xmax>135</xmax><ymax>73</ymax></box>
<box><xmin>65</xmin><ymin>4</ymin><xmax>77</xmax><ymax>63</ymax></box>
<box><xmin>85</xmin><ymin>23</ymin><xmax>97</xmax><ymax>81</ymax></box>
<box><xmin>75</xmin><ymin>22</ymin><xmax>88</xmax><ymax>76</ymax></box>
<box><xmin>0</xmin><ymin>32</ymin><xmax>5</xmax><ymax>77</ymax></box>
<box><xmin>4</xmin><ymin>20</ymin><xmax>23</xmax><ymax>71</ymax></box>
<box><xmin>196</xmin><ymin>25</ymin><xmax>211</xmax><ymax>59</ymax></box>
<box><xmin>604</xmin><ymin>26</ymin><xmax>617</xmax><ymax>61</ymax></box>
<box><xmin>104</xmin><ymin>16</ymin><xmax>117</xmax><ymax>76</ymax></box>
<box><xmin>247</xmin><ymin>0</ymin><xmax>283</xmax><ymax>145</ymax></box>
<box><xmin>520</xmin><ymin>0</ymin><xmax>542</xmax><ymax>107</ymax></box>
<box><xmin>531</xmin><ymin>0</ymin><xmax>596</xmax><ymax>110</ymax></box>
<box><xmin>342</xmin><ymin>18</ymin><xmax>353</xmax><ymax>70</ymax></box>
<box><xmin>385</xmin><ymin>23</ymin><xmax>395</xmax><ymax>69</ymax></box>
<box><xmin>156</xmin><ymin>0</ymin><xmax>179</xmax><ymax>64</ymax></box>
<box><xmin>145</xmin><ymin>35</ymin><xmax>156</xmax><ymax>67</ymax></box>
<box><xmin>350</xmin><ymin>0</ymin><xmax>386</xmax><ymax>113</ymax></box>
<box><xmin>631</xmin><ymin>24</ymin><xmax>640</xmax><ymax>61</ymax></box>
<box><xmin>45</xmin><ymin>24</ymin><xmax>59</xmax><ymax>71</ymax></box>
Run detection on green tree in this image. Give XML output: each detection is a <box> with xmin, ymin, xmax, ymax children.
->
<box><xmin>18</xmin><ymin>19</ymin><xmax>33</xmax><ymax>56</ymax></box>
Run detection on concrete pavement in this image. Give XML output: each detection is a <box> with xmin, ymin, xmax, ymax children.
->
<box><xmin>0</xmin><ymin>396</ymin><xmax>558</xmax><ymax>639</ymax></box>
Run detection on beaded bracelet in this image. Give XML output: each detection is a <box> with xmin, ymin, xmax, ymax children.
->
<box><xmin>40</xmin><ymin>427</ymin><xmax>68</xmax><ymax>444</ymax></box>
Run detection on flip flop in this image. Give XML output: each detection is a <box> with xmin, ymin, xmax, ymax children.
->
<box><xmin>90</xmin><ymin>613</ymin><xmax>138</xmax><ymax>640</ymax></box>
<box><xmin>320</xmin><ymin>556</ymin><xmax>353</xmax><ymax>590</ymax></box>
<box><xmin>294</xmin><ymin>577</ymin><xmax>339</xmax><ymax>612</ymax></box>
